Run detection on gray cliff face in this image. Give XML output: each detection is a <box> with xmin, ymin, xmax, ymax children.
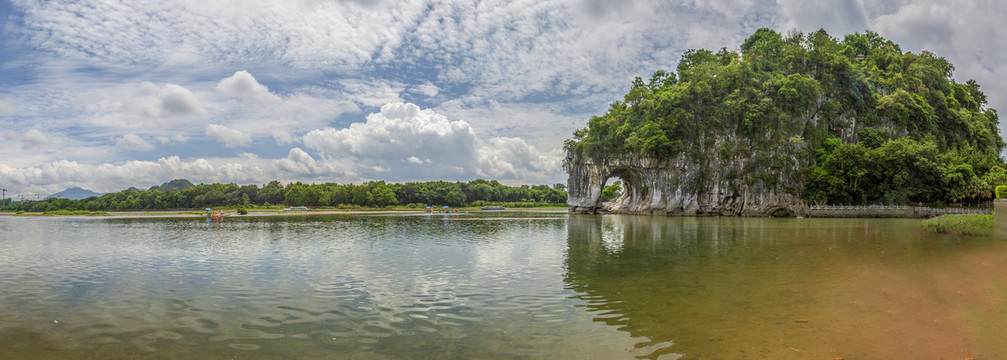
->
<box><xmin>564</xmin><ymin>151</ymin><xmax>808</xmax><ymax>216</ymax></box>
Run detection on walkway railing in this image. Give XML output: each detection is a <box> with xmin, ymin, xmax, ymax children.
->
<box><xmin>807</xmin><ymin>204</ymin><xmax>992</xmax><ymax>218</ymax></box>
<box><xmin>914</xmin><ymin>206</ymin><xmax>993</xmax><ymax>215</ymax></box>
<box><xmin>809</xmin><ymin>205</ymin><xmax>910</xmax><ymax>211</ymax></box>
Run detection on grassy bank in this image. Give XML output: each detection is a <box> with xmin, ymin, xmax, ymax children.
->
<box><xmin>12</xmin><ymin>210</ymin><xmax>110</xmax><ymax>216</ymax></box>
<box><xmin>922</xmin><ymin>213</ymin><xmax>993</xmax><ymax>236</ymax></box>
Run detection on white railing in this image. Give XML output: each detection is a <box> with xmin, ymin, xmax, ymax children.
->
<box><xmin>914</xmin><ymin>206</ymin><xmax>992</xmax><ymax>215</ymax></box>
<box><xmin>809</xmin><ymin>205</ymin><xmax>909</xmax><ymax>211</ymax></box>
<box><xmin>808</xmin><ymin>204</ymin><xmax>992</xmax><ymax>215</ymax></box>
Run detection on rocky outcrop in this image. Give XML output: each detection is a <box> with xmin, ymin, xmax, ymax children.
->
<box><xmin>564</xmin><ymin>151</ymin><xmax>808</xmax><ymax>216</ymax></box>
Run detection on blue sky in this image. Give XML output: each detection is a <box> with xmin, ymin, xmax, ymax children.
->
<box><xmin>1</xmin><ymin>0</ymin><xmax>1006</xmax><ymax>195</ymax></box>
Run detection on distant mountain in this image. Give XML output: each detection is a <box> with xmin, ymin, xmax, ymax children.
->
<box><xmin>149</xmin><ymin>179</ymin><xmax>194</xmax><ymax>192</ymax></box>
<box><xmin>47</xmin><ymin>187</ymin><xmax>102</xmax><ymax>200</ymax></box>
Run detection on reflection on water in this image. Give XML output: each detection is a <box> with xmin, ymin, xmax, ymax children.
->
<box><xmin>0</xmin><ymin>213</ymin><xmax>643</xmax><ymax>359</ymax></box>
<box><xmin>565</xmin><ymin>215</ymin><xmax>1007</xmax><ymax>359</ymax></box>
<box><xmin>2</xmin><ymin>213</ymin><xmax>1007</xmax><ymax>359</ymax></box>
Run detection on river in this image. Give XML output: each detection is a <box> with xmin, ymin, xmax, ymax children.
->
<box><xmin>0</xmin><ymin>212</ymin><xmax>1004</xmax><ymax>359</ymax></box>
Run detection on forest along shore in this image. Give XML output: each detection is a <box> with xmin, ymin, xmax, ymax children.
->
<box><xmin>0</xmin><ymin>208</ymin><xmax>569</xmax><ymax>217</ymax></box>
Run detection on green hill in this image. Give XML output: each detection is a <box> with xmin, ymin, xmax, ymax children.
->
<box><xmin>566</xmin><ymin>28</ymin><xmax>1004</xmax><ymax>206</ymax></box>
<box><xmin>148</xmin><ymin>179</ymin><xmax>195</xmax><ymax>192</ymax></box>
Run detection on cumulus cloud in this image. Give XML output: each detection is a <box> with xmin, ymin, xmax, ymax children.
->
<box><xmin>4</xmin><ymin>129</ymin><xmax>50</xmax><ymax>150</ymax></box>
<box><xmin>140</xmin><ymin>82</ymin><xmax>206</xmax><ymax>117</ymax></box>
<box><xmin>0</xmin><ymin>157</ymin><xmax>230</xmax><ymax>194</ymax></box>
<box><xmin>303</xmin><ymin>102</ymin><xmax>561</xmax><ymax>181</ymax></box>
<box><xmin>215</xmin><ymin>70</ymin><xmax>281</xmax><ymax>103</ymax></box>
<box><xmin>83</xmin><ymin>81</ymin><xmax>207</xmax><ymax>131</ymax></box>
<box><xmin>116</xmin><ymin>133</ymin><xmax>156</xmax><ymax>151</ymax></box>
<box><xmin>6</xmin><ymin>0</ymin><xmax>1007</xmax><ymax>191</ymax></box>
<box><xmin>0</xmin><ymin>154</ymin><xmax>351</xmax><ymax>194</ymax></box>
<box><xmin>204</xmin><ymin>72</ymin><xmax>361</xmax><ymax>143</ymax></box>
<box><xmin>205</xmin><ymin>124</ymin><xmax>253</xmax><ymax>147</ymax></box>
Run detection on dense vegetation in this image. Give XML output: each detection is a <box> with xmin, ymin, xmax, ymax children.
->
<box><xmin>565</xmin><ymin>28</ymin><xmax>1005</xmax><ymax>206</ymax></box>
<box><xmin>3</xmin><ymin>179</ymin><xmax>567</xmax><ymax>212</ymax></box>
<box><xmin>922</xmin><ymin>213</ymin><xmax>994</xmax><ymax>236</ymax></box>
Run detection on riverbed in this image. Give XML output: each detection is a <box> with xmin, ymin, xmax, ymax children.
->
<box><xmin>0</xmin><ymin>212</ymin><xmax>1004</xmax><ymax>359</ymax></box>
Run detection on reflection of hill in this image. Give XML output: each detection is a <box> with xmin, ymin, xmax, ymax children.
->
<box><xmin>563</xmin><ymin>215</ymin><xmax>935</xmax><ymax>359</ymax></box>
<box><xmin>564</xmin><ymin>215</ymin><xmax>770</xmax><ymax>359</ymax></box>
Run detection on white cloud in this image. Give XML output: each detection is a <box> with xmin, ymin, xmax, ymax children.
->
<box><xmin>0</xmin><ymin>70</ymin><xmax>362</xmax><ymax>171</ymax></box>
<box><xmin>776</xmin><ymin>0</ymin><xmax>869</xmax><ymax>35</ymax></box>
<box><xmin>433</xmin><ymin>98</ymin><xmax>588</xmax><ymax>151</ymax></box>
<box><xmin>205</xmin><ymin>124</ymin><xmax>253</xmax><ymax>148</ymax></box>
<box><xmin>302</xmin><ymin>102</ymin><xmax>562</xmax><ymax>181</ymax></box>
<box><xmin>409</xmin><ymin>82</ymin><xmax>440</xmax><ymax>97</ymax></box>
<box><xmin>406</xmin><ymin>156</ymin><xmax>427</xmax><ymax>165</ymax></box>
<box><xmin>116</xmin><ymin>133</ymin><xmax>155</xmax><ymax>151</ymax></box>
<box><xmin>13</xmin><ymin>0</ymin><xmax>429</xmax><ymax>70</ymax></box>
<box><xmin>277</xmin><ymin>147</ymin><xmax>321</xmax><ymax>175</ymax></box>
<box><xmin>158</xmin><ymin>83</ymin><xmax>205</xmax><ymax>117</ymax></box>
<box><xmin>339</xmin><ymin>79</ymin><xmax>405</xmax><ymax>107</ymax></box>
<box><xmin>204</xmin><ymin>73</ymin><xmax>361</xmax><ymax>144</ymax></box>
<box><xmin>0</xmin><ymin>154</ymin><xmax>355</xmax><ymax>194</ymax></box>
<box><xmin>5</xmin><ymin>0</ymin><xmax>1007</xmax><ymax>192</ymax></box>
<box><xmin>215</xmin><ymin>70</ymin><xmax>281</xmax><ymax>103</ymax></box>
<box><xmin>83</xmin><ymin>81</ymin><xmax>206</xmax><ymax>130</ymax></box>
<box><xmin>0</xmin><ymin>100</ymin><xmax>13</xmax><ymax>115</ymax></box>
<box><xmin>4</xmin><ymin>129</ymin><xmax>50</xmax><ymax>150</ymax></box>
<box><xmin>154</xmin><ymin>134</ymin><xmax>189</xmax><ymax>144</ymax></box>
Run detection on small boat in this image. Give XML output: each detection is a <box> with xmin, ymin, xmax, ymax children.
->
<box><xmin>282</xmin><ymin>206</ymin><xmax>309</xmax><ymax>211</ymax></box>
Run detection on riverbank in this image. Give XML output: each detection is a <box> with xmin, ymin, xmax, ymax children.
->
<box><xmin>0</xmin><ymin>207</ymin><xmax>567</xmax><ymax>217</ymax></box>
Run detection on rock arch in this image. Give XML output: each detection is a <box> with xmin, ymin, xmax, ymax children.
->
<box><xmin>564</xmin><ymin>151</ymin><xmax>808</xmax><ymax>216</ymax></box>
<box><xmin>598</xmin><ymin>167</ymin><xmax>641</xmax><ymax>212</ymax></box>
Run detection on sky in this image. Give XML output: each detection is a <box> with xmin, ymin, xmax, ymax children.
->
<box><xmin>1</xmin><ymin>0</ymin><xmax>1006</xmax><ymax>196</ymax></box>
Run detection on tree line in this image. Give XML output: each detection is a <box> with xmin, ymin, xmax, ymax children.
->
<box><xmin>4</xmin><ymin>179</ymin><xmax>568</xmax><ymax>212</ymax></box>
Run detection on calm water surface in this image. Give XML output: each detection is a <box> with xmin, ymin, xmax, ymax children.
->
<box><xmin>1</xmin><ymin>212</ymin><xmax>1006</xmax><ymax>359</ymax></box>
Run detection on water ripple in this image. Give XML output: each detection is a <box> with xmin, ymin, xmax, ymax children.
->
<box><xmin>0</xmin><ymin>213</ymin><xmax>652</xmax><ymax>359</ymax></box>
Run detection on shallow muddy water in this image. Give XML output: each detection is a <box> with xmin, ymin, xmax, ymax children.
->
<box><xmin>1</xmin><ymin>212</ymin><xmax>1004</xmax><ymax>359</ymax></box>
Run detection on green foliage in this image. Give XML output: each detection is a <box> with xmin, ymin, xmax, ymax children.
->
<box><xmin>149</xmin><ymin>179</ymin><xmax>194</xmax><ymax>191</ymax></box>
<box><xmin>237</xmin><ymin>207</ymin><xmax>248</xmax><ymax>215</ymax></box>
<box><xmin>804</xmin><ymin>137</ymin><xmax>996</xmax><ymax>205</ymax></box>
<box><xmin>565</xmin><ymin>28</ymin><xmax>1005</xmax><ymax>206</ymax></box>
<box><xmin>857</xmin><ymin>128</ymin><xmax>884</xmax><ymax>149</ymax></box>
<box><xmin>922</xmin><ymin>213</ymin><xmax>993</xmax><ymax>236</ymax></box>
<box><xmin>5</xmin><ymin>179</ymin><xmax>567</xmax><ymax>212</ymax></box>
<box><xmin>600</xmin><ymin>181</ymin><xmax>622</xmax><ymax>201</ymax></box>
<box><xmin>997</xmin><ymin>185</ymin><xmax>1007</xmax><ymax>199</ymax></box>
<box><xmin>42</xmin><ymin>210</ymin><xmax>101</xmax><ymax>216</ymax></box>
